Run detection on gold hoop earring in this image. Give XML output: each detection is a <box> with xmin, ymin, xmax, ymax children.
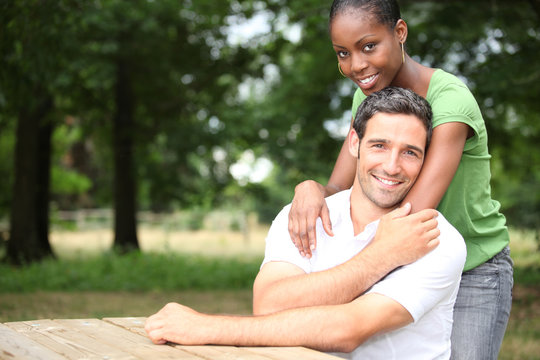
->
<box><xmin>401</xmin><ymin>42</ymin><xmax>405</xmax><ymax>64</ymax></box>
<box><xmin>338</xmin><ymin>63</ymin><xmax>346</xmax><ymax>77</ymax></box>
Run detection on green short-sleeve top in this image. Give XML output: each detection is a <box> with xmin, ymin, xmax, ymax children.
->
<box><xmin>351</xmin><ymin>69</ymin><xmax>509</xmax><ymax>271</ymax></box>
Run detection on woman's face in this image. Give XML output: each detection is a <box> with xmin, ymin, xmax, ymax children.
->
<box><xmin>330</xmin><ymin>10</ymin><xmax>405</xmax><ymax>95</ymax></box>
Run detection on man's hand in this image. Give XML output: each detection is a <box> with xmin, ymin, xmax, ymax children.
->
<box><xmin>288</xmin><ymin>180</ymin><xmax>334</xmax><ymax>258</ymax></box>
<box><xmin>371</xmin><ymin>203</ymin><xmax>440</xmax><ymax>269</ymax></box>
<box><xmin>145</xmin><ymin>303</ymin><xmax>208</xmax><ymax>345</ymax></box>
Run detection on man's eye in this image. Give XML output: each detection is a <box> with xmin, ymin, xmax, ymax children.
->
<box><xmin>405</xmin><ymin>150</ymin><xmax>418</xmax><ymax>157</ymax></box>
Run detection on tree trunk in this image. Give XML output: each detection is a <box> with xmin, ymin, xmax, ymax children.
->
<box><xmin>113</xmin><ymin>59</ymin><xmax>139</xmax><ymax>252</ymax></box>
<box><xmin>7</xmin><ymin>93</ymin><xmax>54</xmax><ymax>264</ymax></box>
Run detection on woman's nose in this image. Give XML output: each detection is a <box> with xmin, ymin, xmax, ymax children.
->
<box><xmin>350</xmin><ymin>54</ymin><xmax>368</xmax><ymax>74</ymax></box>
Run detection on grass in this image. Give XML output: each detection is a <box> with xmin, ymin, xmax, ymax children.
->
<box><xmin>0</xmin><ymin>251</ymin><xmax>262</xmax><ymax>292</ymax></box>
<box><xmin>0</xmin><ymin>290</ymin><xmax>254</xmax><ymax>322</ymax></box>
<box><xmin>499</xmin><ymin>227</ymin><xmax>540</xmax><ymax>359</ymax></box>
<box><xmin>0</xmin><ymin>223</ymin><xmax>538</xmax><ymax>359</ymax></box>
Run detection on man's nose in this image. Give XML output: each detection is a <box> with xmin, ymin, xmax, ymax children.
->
<box><xmin>382</xmin><ymin>151</ymin><xmax>401</xmax><ymax>175</ymax></box>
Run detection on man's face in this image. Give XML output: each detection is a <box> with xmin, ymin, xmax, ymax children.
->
<box><xmin>354</xmin><ymin>112</ymin><xmax>427</xmax><ymax>209</ymax></box>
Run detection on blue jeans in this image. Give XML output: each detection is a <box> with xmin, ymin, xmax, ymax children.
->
<box><xmin>450</xmin><ymin>246</ymin><xmax>513</xmax><ymax>360</ymax></box>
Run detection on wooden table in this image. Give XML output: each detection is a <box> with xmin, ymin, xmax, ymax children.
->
<box><xmin>0</xmin><ymin>317</ymin><xmax>342</xmax><ymax>359</ymax></box>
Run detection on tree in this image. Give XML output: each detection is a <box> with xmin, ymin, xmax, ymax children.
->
<box><xmin>0</xmin><ymin>1</ymin><xmax>82</xmax><ymax>263</ymax></box>
<box><xmin>71</xmin><ymin>0</ymin><xmax>261</xmax><ymax>250</ymax></box>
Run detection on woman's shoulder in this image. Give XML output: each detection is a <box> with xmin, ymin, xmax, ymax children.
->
<box><xmin>427</xmin><ymin>69</ymin><xmax>475</xmax><ymax>102</ymax></box>
<box><xmin>427</xmin><ymin>69</ymin><xmax>483</xmax><ymax>123</ymax></box>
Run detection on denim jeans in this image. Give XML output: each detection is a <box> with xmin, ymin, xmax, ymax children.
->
<box><xmin>450</xmin><ymin>246</ymin><xmax>513</xmax><ymax>360</ymax></box>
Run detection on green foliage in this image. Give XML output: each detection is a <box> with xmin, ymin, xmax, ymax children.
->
<box><xmin>0</xmin><ymin>251</ymin><xmax>261</xmax><ymax>293</ymax></box>
<box><xmin>402</xmin><ymin>1</ymin><xmax>540</xmax><ymax>229</ymax></box>
<box><xmin>1</xmin><ymin>0</ymin><xmax>539</xmax><ymax>239</ymax></box>
<box><xmin>51</xmin><ymin>168</ymin><xmax>92</xmax><ymax>196</ymax></box>
<box><xmin>513</xmin><ymin>265</ymin><xmax>540</xmax><ymax>286</ymax></box>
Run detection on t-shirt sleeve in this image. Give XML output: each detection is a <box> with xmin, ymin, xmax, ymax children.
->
<box><xmin>260</xmin><ymin>205</ymin><xmax>311</xmax><ymax>274</ymax></box>
<box><xmin>351</xmin><ymin>88</ymin><xmax>367</xmax><ymax>120</ymax></box>
<box><xmin>429</xmin><ymin>72</ymin><xmax>485</xmax><ymax>142</ymax></box>
<box><xmin>431</xmin><ymin>83</ymin><xmax>480</xmax><ymax>132</ymax></box>
<box><xmin>366</xmin><ymin>215</ymin><xmax>466</xmax><ymax>322</ymax></box>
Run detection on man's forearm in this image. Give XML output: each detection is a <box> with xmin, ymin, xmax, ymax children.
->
<box><xmin>177</xmin><ymin>305</ymin><xmax>365</xmax><ymax>353</ymax></box>
<box><xmin>254</xmin><ymin>244</ymin><xmax>396</xmax><ymax>315</ymax></box>
<box><xmin>146</xmin><ymin>294</ymin><xmax>412</xmax><ymax>352</ymax></box>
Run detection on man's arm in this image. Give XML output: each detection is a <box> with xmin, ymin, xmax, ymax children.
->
<box><xmin>253</xmin><ymin>206</ymin><xmax>440</xmax><ymax>315</ymax></box>
<box><xmin>253</xmin><ymin>245</ymin><xmax>398</xmax><ymax>315</ymax></box>
<box><xmin>146</xmin><ymin>293</ymin><xmax>413</xmax><ymax>353</ymax></box>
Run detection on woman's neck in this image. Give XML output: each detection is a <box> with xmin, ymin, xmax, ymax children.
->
<box><xmin>391</xmin><ymin>55</ymin><xmax>435</xmax><ymax>98</ymax></box>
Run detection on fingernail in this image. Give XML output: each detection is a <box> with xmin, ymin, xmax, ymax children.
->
<box><xmin>310</xmin><ymin>244</ymin><xmax>315</xmax><ymax>250</ymax></box>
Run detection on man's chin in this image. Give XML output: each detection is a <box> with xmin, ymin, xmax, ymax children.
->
<box><xmin>370</xmin><ymin>195</ymin><xmax>405</xmax><ymax>209</ymax></box>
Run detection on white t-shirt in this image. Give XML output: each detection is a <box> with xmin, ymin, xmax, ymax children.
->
<box><xmin>261</xmin><ymin>189</ymin><xmax>466</xmax><ymax>360</ymax></box>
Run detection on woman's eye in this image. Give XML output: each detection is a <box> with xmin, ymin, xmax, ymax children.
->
<box><xmin>337</xmin><ymin>50</ymin><xmax>349</xmax><ymax>58</ymax></box>
<box><xmin>363</xmin><ymin>43</ymin><xmax>376</xmax><ymax>52</ymax></box>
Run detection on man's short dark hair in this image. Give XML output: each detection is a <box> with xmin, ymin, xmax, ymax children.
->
<box><xmin>353</xmin><ymin>87</ymin><xmax>433</xmax><ymax>149</ymax></box>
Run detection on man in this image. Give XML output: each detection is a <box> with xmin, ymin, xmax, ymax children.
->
<box><xmin>145</xmin><ymin>87</ymin><xmax>467</xmax><ymax>359</ymax></box>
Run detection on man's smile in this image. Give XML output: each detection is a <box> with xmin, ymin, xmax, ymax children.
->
<box><xmin>373</xmin><ymin>174</ymin><xmax>403</xmax><ymax>186</ymax></box>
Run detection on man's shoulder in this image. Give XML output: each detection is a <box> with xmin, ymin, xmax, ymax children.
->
<box><xmin>425</xmin><ymin>211</ymin><xmax>467</xmax><ymax>268</ymax></box>
<box><xmin>325</xmin><ymin>188</ymin><xmax>352</xmax><ymax>208</ymax></box>
<box><xmin>435</xmin><ymin>211</ymin><xmax>464</xmax><ymax>244</ymax></box>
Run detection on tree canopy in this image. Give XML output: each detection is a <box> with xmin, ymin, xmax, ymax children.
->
<box><xmin>1</xmin><ymin>0</ymin><xmax>539</xmax><ymax>261</ymax></box>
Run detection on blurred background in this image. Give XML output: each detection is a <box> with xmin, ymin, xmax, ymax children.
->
<box><xmin>0</xmin><ymin>1</ymin><xmax>539</xmax><ymax>358</ymax></box>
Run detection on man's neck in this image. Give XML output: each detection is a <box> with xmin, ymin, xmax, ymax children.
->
<box><xmin>349</xmin><ymin>186</ymin><xmax>397</xmax><ymax>236</ymax></box>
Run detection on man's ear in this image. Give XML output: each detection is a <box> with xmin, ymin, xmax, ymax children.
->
<box><xmin>348</xmin><ymin>129</ymin><xmax>360</xmax><ymax>157</ymax></box>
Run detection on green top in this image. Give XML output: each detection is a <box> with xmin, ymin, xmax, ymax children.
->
<box><xmin>351</xmin><ymin>69</ymin><xmax>509</xmax><ymax>271</ymax></box>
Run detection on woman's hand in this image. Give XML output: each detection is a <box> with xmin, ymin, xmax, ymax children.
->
<box><xmin>288</xmin><ymin>180</ymin><xmax>334</xmax><ymax>258</ymax></box>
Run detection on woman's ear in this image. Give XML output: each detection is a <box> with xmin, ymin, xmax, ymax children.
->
<box><xmin>395</xmin><ymin>19</ymin><xmax>408</xmax><ymax>43</ymax></box>
<box><xmin>348</xmin><ymin>129</ymin><xmax>360</xmax><ymax>158</ymax></box>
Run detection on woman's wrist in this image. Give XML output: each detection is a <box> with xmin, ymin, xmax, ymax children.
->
<box><xmin>325</xmin><ymin>183</ymin><xmax>341</xmax><ymax>197</ymax></box>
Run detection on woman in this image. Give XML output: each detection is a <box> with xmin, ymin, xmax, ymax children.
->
<box><xmin>288</xmin><ymin>1</ymin><xmax>513</xmax><ymax>359</ymax></box>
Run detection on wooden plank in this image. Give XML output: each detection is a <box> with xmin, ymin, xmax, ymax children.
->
<box><xmin>244</xmin><ymin>346</ymin><xmax>344</xmax><ymax>360</ymax></box>
<box><xmin>178</xmin><ymin>345</ymin><xmax>275</xmax><ymax>360</ymax></box>
<box><xmin>0</xmin><ymin>322</ymin><xmax>66</xmax><ymax>360</ymax></box>
<box><xmin>105</xmin><ymin>318</ymin><xmax>265</xmax><ymax>359</ymax></box>
<box><xmin>103</xmin><ymin>317</ymin><xmax>147</xmax><ymax>337</ymax></box>
<box><xmin>105</xmin><ymin>318</ymin><xmax>275</xmax><ymax>359</ymax></box>
<box><xmin>56</xmin><ymin>318</ymin><xmax>202</xmax><ymax>359</ymax></box>
<box><xmin>5</xmin><ymin>319</ymin><xmax>135</xmax><ymax>360</ymax></box>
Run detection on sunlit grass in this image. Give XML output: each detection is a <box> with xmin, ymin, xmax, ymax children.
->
<box><xmin>509</xmin><ymin>227</ymin><xmax>540</xmax><ymax>266</ymax></box>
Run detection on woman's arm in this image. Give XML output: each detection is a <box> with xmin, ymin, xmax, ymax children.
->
<box><xmin>289</xmin><ymin>120</ymin><xmax>470</xmax><ymax>258</ymax></box>
<box><xmin>288</xmin><ymin>130</ymin><xmax>357</xmax><ymax>257</ymax></box>
<box><xmin>326</xmin><ymin>133</ymin><xmax>358</xmax><ymax>194</ymax></box>
<box><xmin>401</xmin><ymin>121</ymin><xmax>471</xmax><ymax>212</ymax></box>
